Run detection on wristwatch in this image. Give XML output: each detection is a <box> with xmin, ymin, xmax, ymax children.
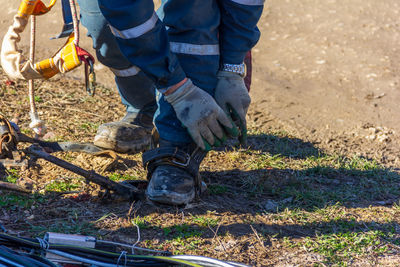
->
<box><xmin>221</xmin><ymin>63</ymin><xmax>246</xmax><ymax>77</ymax></box>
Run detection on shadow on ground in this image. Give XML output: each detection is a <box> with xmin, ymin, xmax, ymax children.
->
<box><xmin>246</xmin><ymin>133</ymin><xmax>323</xmax><ymax>159</ymax></box>
<box><xmin>218</xmin><ymin>133</ymin><xmax>323</xmax><ymax>159</ymax></box>
<box><xmin>1</xmin><ymin>131</ymin><xmax>400</xmax><ymax>265</ymax></box>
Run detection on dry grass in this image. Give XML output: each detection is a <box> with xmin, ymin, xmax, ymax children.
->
<box><xmin>1</xmin><ymin>70</ymin><xmax>400</xmax><ymax>266</ymax></box>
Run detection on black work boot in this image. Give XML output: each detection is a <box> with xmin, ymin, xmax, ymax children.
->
<box><xmin>143</xmin><ymin>139</ymin><xmax>207</xmax><ymax>205</ymax></box>
<box><xmin>94</xmin><ymin>112</ymin><xmax>153</xmax><ymax>153</ymax></box>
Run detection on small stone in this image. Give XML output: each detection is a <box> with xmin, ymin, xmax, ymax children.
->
<box><xmin>264</xmin><ymin>200</ymin><xmax>278</xmax><ymax>212</ymax></box>
<box><xmin>43</xmin><ymin>131</ymin><xmax>56</xmax><ymax>140</ymax></box>
<box><xmin>281</xmin><ymin>197</ymin><xmax>293</xmax><ymax>204</ymax></box>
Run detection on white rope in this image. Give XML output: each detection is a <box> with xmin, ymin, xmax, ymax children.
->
<box><xmin>28</xmin><ymin>15</ymin><xmax>46</xmax><ymax>138</ymax></box>
<box><xmin>96</xmin><ymin>222</ymin><xmax>142</xmax><ymax>255</ymax></box>
<box><xmin>36</xmin><ymin>237</ymin><xmax>50</xmax><ymax>250</ymax></box>
<box><xmin>69</xmin><ymin>0</ymin><xmax>79</xmax><ymax>45</ymax></box>
<box><xmin>28</xmin><ymin>15</ymin><xmax>36</xmax><ymax>118</ymax></box>
<box><xmin>26</xmin><ymin>0</ymin><xmax>80</xmax><ymax>137</ymax></box>
<box><xmin>116</xmin><ymin>251</ymin><xmax>127</xmax><ymax>267</ymax></box>
<box><xmin>131</xmin><ymin>222</ymin><xmax>141</xmax><ymax>253</ymax></box>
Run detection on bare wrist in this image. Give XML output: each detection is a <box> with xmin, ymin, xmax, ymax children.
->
<box><xmin>164</xmin><ymin>78</ymin><xmax>188</xmax><ymax>96</ymax></box>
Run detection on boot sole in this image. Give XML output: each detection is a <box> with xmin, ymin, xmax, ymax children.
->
<box><xmin>146</xmin><ymin>188</ymin><xmax>195</xmax><ymax>206</ymax></box>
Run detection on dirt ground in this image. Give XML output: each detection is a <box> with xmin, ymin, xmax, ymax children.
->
<box><xmin>250</xmin><ymin>0</ymin><xmax>400</xmax><ymax>166</ymax></box>
<box><xmin>2</xmin><ymin>0</ymin><xmax>400</xmax><ymax>266</ymax></box>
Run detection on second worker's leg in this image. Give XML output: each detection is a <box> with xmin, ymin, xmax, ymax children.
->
<box><xmin>78</xmin><ymin>0</ymin><xmax>157</xmax><ymax>153</ymax></box>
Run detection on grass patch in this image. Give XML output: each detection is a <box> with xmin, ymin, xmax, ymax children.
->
<box><xmin>45</xmin><ymin>178</ymin><xmax>82</xmax><ymax>192</ymax></box>
<box><xmin>301</xmin><ymin>231</ymin><xmax>388</xmax><ymax>265</ymax></box>
<box><xmin>246</xmin><ymin>153</ymin><xmax>287</xmax><ymax>170</ymax></box>
<box><xmin>30</xmin><ymin>220</ymin><xmax>98</xmax><ymax>236</ymax></box>
<box><xmin>166</xmin><ymin>237</ymin><xmax>204</xmax><ymax>255</ymax></box>
<box><xmin>132</xmin><ymin>216</ymin><xmax>151</xmax><ymax>229</ymax></box>
<box><xmin>208</xmin><ymin>184</ymin><xmax>228</xmax><ymax>195</ymax></box>
<box><xmin>79</xmin><ymin>122</ymin><xmax>99</xmax><ymax>133</ymax></box>
<box><xmin>0</xmin><ymin>193</ymin><xmax>45</xmax><ymax>210</ymax></box>
<box><xmin>303</xmin><ymin>155</ymin><xmax>384</xmax><ymax>178</ymax></box>
<box><xmin>163</xmin><ymin>224</ymin><xmax>203</xmax><ymax>239</ymax></box>
<box><xmin>108</xmin><ymin>173</ymin><xmax>140</xmax><ymax>182</ymax></box>
<box><xmin>4</xmin><ymin>169</ymin><xmax>19</xmax><ymax>183</ymax></box>
<box><xmin>233</xmin><ymin>145</ymin><xmax>400</xmax><ymax>209</ymax></box>
<box><xmin>191</xmin><ymin>215</ymin><xmax>219</xmax><ymax>228</ymax></box>
<box><xmin>2</xmin><ymin>120</ymin><xmax>400</xmax><ymax>266</ymax></box>
<box><xmin>34</xmin><ymin>95</ymin><xmax>43</xmax><ymax>103</ymax></box>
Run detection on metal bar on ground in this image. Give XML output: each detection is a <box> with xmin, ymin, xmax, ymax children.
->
<box><xmin>27</xmin><ymin>145</ymin><xmax>141</xmax><ymax>200</ymax></box>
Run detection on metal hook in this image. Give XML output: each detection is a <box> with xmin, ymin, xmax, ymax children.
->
<box><xmin>85</xmin><ymin>58</ymin><xmax>96</xmax><ymax>96</ymax></box>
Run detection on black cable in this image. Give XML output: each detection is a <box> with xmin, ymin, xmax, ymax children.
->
<box><xmin>17</xmin><ymin>253</ymin><xmax>52</xmax><ymax>267</ymax></box>
<box><xmin>0</xmin><ymin>234</ymin><xmax>189</xmax><ymax>266</ymax></box>
<box><xmin>67</xmin><ymin>249</ymin><xmax>170</xmax><ymax>267</ymax></box>
<box><xmin>0</xmin><ymin>246</ymin><xmax>40</xmax><ymax>267</ymax></box>
<box><xmin>0</xmin><ymin>256</ymin><xmax>24</xmax><ymax>267</ymax></box>
<box><xmin>0</xmin><ymin>233</ymin><xmax>37</xmax><ymax>248</ymax></box>
<box><xmin>0</xmin><ymin>223</ymin><xmax>7</xmax><ymax>233</ymax></box>
<box><xmin>0</xmin><ymin>242</ymin><xmax>56</xmax><ymax>267</ymax></box>
<box><xmin>21</xmin><ymin>253</ymin><xmax>57</xmax><ymax>267</ymax></box>
<box><xmin>0</xmin><ymin>233</ymin><xmax>217</xmax><ymax>267</ymax></box>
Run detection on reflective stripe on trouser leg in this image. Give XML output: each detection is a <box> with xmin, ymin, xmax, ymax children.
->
<box><xmin>77</xmin><ymin>0</ymin><xmax>156</xmax><ymax>115</ymax></box>
<box><xmin>154</xmin><ymin>0</ymin><xmax>221</xmax><ymax>144</ymax></box>
<box><xmin>99</xmin><ymin>0</ymin><xmax>187</xmax><ymax>90</ymax></box>
<box><xmin>109</xmin><ymin>12</ymin><xmax>158</xmax><ymax>39</ymax></box>
<box><xmin>110</xmin><ymin>65</ymin><xmax>140</xmax><ymax>77</ymax></box>
<box><xmin>77</xmin><ymin>0</ymin><xmax>133</xmax><ymax>69</ymax></box>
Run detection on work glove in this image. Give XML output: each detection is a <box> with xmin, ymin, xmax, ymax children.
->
<box><xmin>164</xmin><ymin>79</ymin><xmax>238</xmax><ymax>151</ymax></box>
<box><xmin>214</xmin><ymin>71</ymin><xmax>251</xmax><ymax>146</ymax></box>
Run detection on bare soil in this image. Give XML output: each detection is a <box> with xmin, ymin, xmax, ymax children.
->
<box><xmin>1</xmin><ymin>1</ymin><xmax>400</xmax><ymax>266</ymax></box>
<box><xmin>250</xmin><ymin>0</ymin><xmax>400</xmax><ymax>166</ymax></box>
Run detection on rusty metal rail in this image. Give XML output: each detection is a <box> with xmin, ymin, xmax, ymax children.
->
<box><xmin>27</xmin><ymin>145</ymin><xmax>142</xmax><ymax>200</ymax></box>
<box><xmin>0</xmin><ymin>114</ymin><xmax>145</xmax><ymax>200</ymax></box>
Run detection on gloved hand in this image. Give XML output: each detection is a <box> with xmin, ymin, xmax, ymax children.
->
<box><xmin>214</xmin><ymin>71</ymin><xmax>251</xmax><ymax>146</ymax></box>
<box><xmin>164</xmin><ymin>79</ymin><xmax>238</xmax><ymax>150</ymax></box>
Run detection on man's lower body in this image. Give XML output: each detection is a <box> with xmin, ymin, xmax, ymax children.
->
<box><xmin>143</xmin><ymin>0</ymin><xmax>221</xmax><ymax>205</ymax></box>
<box><xmin>78</xmin><ymin>0</ymin><xmax>157</xmax><ymax>153</ymax></box>
<box><xmin>79</xmin><ymin>0</ymin><xmax>252</xmax><ymax>205</ymax></box>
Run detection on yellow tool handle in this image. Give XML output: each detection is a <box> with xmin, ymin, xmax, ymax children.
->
<box><xmin>34</xmin><ymin>33</ymin><xmax>82</xmax><ymax>79</ymax></box>
<box><xmin>17</xmin><ymin>0</ymin><xmax>57</xmax><ymax>18</ymax></box>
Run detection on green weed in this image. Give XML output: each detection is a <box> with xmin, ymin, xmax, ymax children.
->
<box><xmin>132</xmin><ymin>216</ymin><xmax>150</xmax><ymax>229</ymax></box>
<box><xmin>30</xmin><ymin>220</ymin><xmax>97</xmax><ymax>236</ymax></box>
<box><xmin>163</xmin><ymin>224</ymin><xmax>203</xmax><ymax>239</ymax></box>
<box><xmin>208</xmin><ymin>184</ymin><xmax>228</xmax><ymax>195</ymax></box>
<box><xmin>191</xmin><ymin>215</ymin><xmax>219</xmax><ymax>228</ymax></box>
<box><xmin>246</xmin><ymin>153</ymin><xmax>287</xmax><ymax>170</ymax></box>
<box><xmin>45</xmin><ymin>178</ymin><xmax>82</xmax><ymax>192</ymax></box>
<box><xmin>301</xmin><ymin>231</ymin><xmax>388</xmax><ymax>265</ymax></box>
<box><xmin>4</xmin><ymin>169</ymin><xmax>19</xmax><ymax>183</ymax></box>
<box><xmin>79</xmin><ymin>122</ymin><xmax>99</xmax><ymax>133</ymax></box>
<box><xmin>34</xmin><ymin>96</ymin><xmax>43</xmax><ymax>103</ymax></box>
<box><xmin>0</xmin><ymin>193</ymin><xmax>45</xmax><ymax>210</ymax></box>
<box><xmin>108</xmin><ymin>173</ymin><xmax>140</xmax><ymax>182</ymax></box>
